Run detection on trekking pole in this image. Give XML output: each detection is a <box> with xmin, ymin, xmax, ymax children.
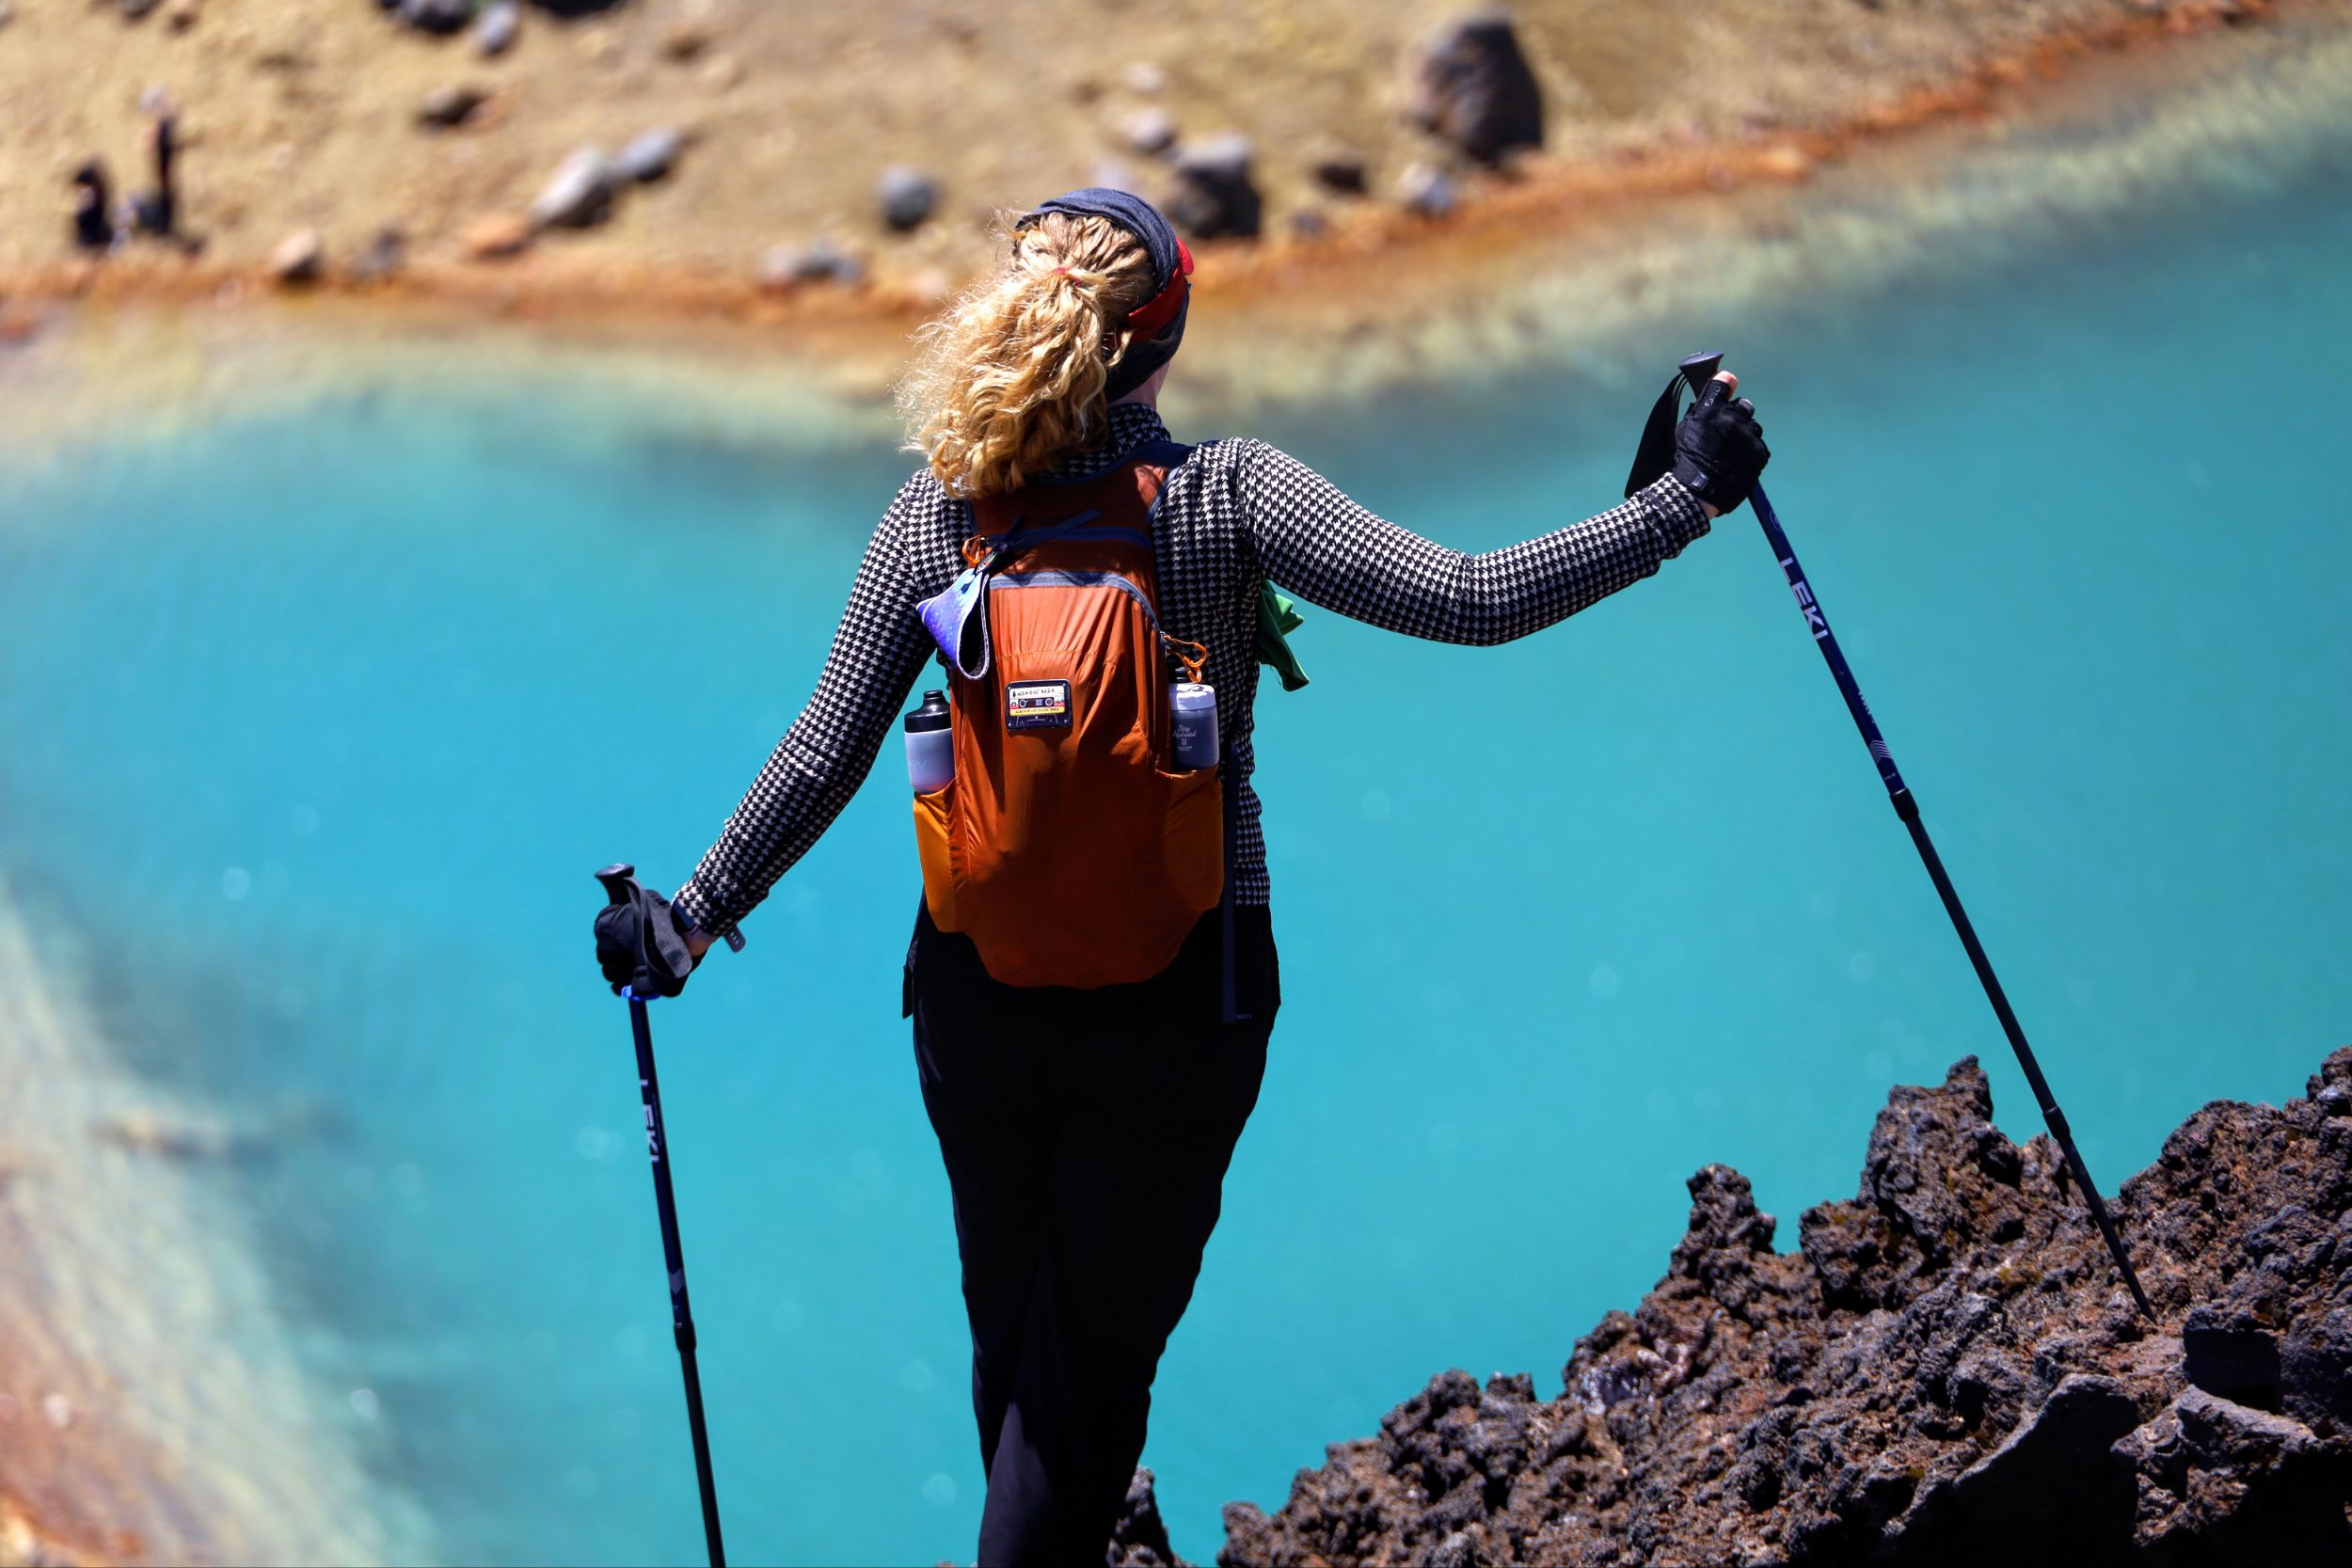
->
<box><xmin>1672</xmin><ymin>352</ymin><xmax>2157</xmax><ymax>1321</ymax></box>
<box><xmin>596</xmin><ymin>864</ymin><xmax>728</xmax><ymax>1567</ymax></box>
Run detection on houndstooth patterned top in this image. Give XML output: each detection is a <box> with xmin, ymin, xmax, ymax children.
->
<box><xmin>672</xmin><ymin>403</ymin><xmax>1711</xmax><ymax>942</ymax></box>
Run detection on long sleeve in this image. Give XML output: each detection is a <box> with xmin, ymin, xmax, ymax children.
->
<box><xmin>1232</xmin><ymin>440</ymin><xmax>1711</xmax><ymax>646</ymax></box>
<box><xmin>671</xmin><ymin>479</ymin><xmax>937</xmax><ymax>940</ymax></box>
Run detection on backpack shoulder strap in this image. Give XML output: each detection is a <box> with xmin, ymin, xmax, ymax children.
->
<box><xmin>1136</xmin><ymin>440</ymin><xmax>1194</xmax><ymax>534</ymax></box>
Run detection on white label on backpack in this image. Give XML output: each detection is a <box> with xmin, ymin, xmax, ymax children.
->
<box><xmin>1005</xmin><ymin>680</ymin><xmax>1072</xmax><ymax>731</ymax></box>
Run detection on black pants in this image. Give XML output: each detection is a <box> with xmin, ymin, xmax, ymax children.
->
<box><xmin>907</xmin><ymin>900</ymin><xmax>1279</xmax><ymax>1567</ymax></box>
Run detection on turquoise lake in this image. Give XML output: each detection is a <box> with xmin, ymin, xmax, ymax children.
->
<box><xmin>3</xmin><ymin>139</ymin><xmax>2349</xmax><ymax>1564</ymax></box>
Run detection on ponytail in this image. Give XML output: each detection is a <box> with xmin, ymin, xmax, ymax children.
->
<box><xmin>900</xmin><ymin>213</ymin><xmax>1157</xmax><ymax>499</ymax></box>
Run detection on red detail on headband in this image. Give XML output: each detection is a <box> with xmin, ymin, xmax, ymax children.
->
<box><xmin>1123</xmin><ymin>238</ymin><xmax>1194</xmax><ymax>338</ymax></box>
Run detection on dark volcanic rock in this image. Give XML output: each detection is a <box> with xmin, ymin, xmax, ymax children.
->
<box><xmin>1798</xmin><ymin>1057</ymin><xmax>2033</xmax><ymax>1314</ymax></box>
<box><xmin>1165</xmin><ymin>134</ymin><xmax>1262</xmax><ymax>240</ymax></box>
<box><xmin>1310</xmin><ymin>148</ymin><xmax>1369</xmax><ymax>196</ymax></box>
<box><xmin>417</xmin><ymin>84</ymin><xmax>489</xmax><ymax>129</ymax></box>
<box><xmin>399</xmin><ymin>0</ymin><xmax>475</xmax><ymax>36</ymax></box>
<box><xmin>1215</xmin><ymin>1049</ymin><xmax>2352</xmax><ymax>1566</ymax></box>
<box><xmin>1406</xmin><ymin>10</ymin><xmax>1545</xmax><ymax>166</ymax></box>
<box><xmin>1109</xmin><ymin>1465</ymin><xmax>1186</xmax><ymax>1566</ymax></box>
<box><xmin>877</xmin><ymin>165</ymin><xmax>938</xmax><ymax>232</ymax></box>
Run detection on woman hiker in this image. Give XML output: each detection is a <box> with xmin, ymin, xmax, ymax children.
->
<box><xmin>594</xmin><ymin>187</ymin><xmax>1768</xmax><ymax>1564</ymax></box>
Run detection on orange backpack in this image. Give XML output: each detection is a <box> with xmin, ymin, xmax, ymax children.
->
<box><xmin>912</xmin><ymin>443</ymin><xmax>1224</xmax><ymax>988</ymax></box>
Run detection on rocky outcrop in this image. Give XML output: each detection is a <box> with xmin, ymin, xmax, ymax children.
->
<box><xmin>1195</xmin><ymin>1048</ymin><xmax>2352</xmax><ymax>1567</ymax></box>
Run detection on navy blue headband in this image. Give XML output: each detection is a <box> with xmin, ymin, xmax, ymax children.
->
<box><xmin>1018</xmin><ymin>188</ymin><xmax>1193</xmax><ymax>402</ymax></box>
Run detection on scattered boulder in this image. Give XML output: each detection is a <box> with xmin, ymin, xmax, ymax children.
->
<box><xmin>459</xmin><ymin>212</ymin><xmax>533</xmax><ymax>260</ymax></box>
<box><xmin>165</xmin><ymin>0</ymin><xmax>199</xmax><ymax>30</ymax></box>
<box><xmin>266</xmin><ymin>229</ymin><xmax>325</xmax><ymax>285</ymax></box>
<box><xmin>346</xmin><ymin>228</ymin><xmax>407</xmax><ymax>282</ymax></box>
<box><xmin>876</xmin><ymin>166</ymin><xmax>936</xmax><ymax>232</ymax></box>
<box><xmin>661</xmin><ymin>0</ymin><xmax>720</xmax><ymax>61</ymax></box>
<box><xmin>755</xmin><ymin>237</ymin><xmax>863</xmax><ymax>291</ymax></box>
<box><xmin>1165</xmin><ymin>133</ymin><xmax>1261</xmax><ymax>240</ymax></box>
<box><xmin>119</xmin><ymin>0</ymin><xmax>161</xmax><ymax>19</ymax></box>
<box><xmin>697</xmin><ymin>53</ymin><xmax>742</xmax><ymax>91</ymax></box>
<box><xmin>753</xmin><ymin>246</ymin><xmax>799</xmax><ymax>293</ymax></box>
<box><xmin>1311</xmin><ymin>148</ymin><xmax>1370</xmax><ymax>196</ymax></box>
<box><xmin>416</xmin><ymin>85</ymin><xmax>489</xmax><ymax>130</ymax></box>
<box><xmin>530</xmin><ymin>147</ymin><xmax>616</xmax><ymax>230</ymax></box>
<box><xmin>1120</xmin><ymin>107</ymin><xmax>1178</xmax><ymax>157</ymax></box>
<box><xmin>0</xmin><ymin>2</ymin><xmax>16</xmax><ymax>31</ymax></box>
<box><xmin>613</xmin><ymin>126</ymin><xmax>685</xmax><ymax>184</ymax></box>
<box><xmin>1406</xmin><ymin>9</ymin><xmax>1545</xmax><ymax>166</ymax></box>
<box><xmin>473</xmin><ymin>0</ymin><xmax>518</xmax><ymax>56</ymax></box>
<box><xmin>1219</xmin><ymin>1047</ymin><xmax>2352</xmax><ymax>1566</ymax></box>
<box><xmin>398</xmin><ymin>0</ymin><xmax>475</xmax><ymax>37</ymax></box>
<box><xmin>1121</xmin><ymin>61</ymin><xmax>1167</xmax><ymax>95</ymax></box>
<box><xmin>1396</xmin><ymin>162</ymin><xmax>1458</xmax><ymax>219</ymax></box>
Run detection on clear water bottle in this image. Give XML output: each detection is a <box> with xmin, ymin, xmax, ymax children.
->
<box><xmin>905</xmin><ymin>689</ymin><xmax>954</xmax><ymax>793</ymax></box>
<box><xmin>1168</xmin><ymin>681</ymin><xmax>1218</xmax><ymax>771</ymax></box>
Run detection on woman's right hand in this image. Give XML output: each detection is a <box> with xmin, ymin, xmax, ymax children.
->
<box><xmin>1672</xmin><ymin>372</ymin><xmax>1769</xmax><ymax>517</ymax></box>
<box><xmin>594</xmin><ymin>878</ymin><xmax>699</xmax><ymax>998</ymax></box>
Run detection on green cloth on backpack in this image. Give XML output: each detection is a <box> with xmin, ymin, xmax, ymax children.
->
<box><xmin>1256</xmin><ymin>583</ymin><xmax>1310</xmax><ymax>691</ymax></box>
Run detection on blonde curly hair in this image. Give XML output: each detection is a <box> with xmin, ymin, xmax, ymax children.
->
<box><xmin>898</xmin><ymin>212</ymin><xmax>1159</xmax><ymax>499</ymax></box>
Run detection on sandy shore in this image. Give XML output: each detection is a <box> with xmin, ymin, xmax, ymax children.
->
<box><xmin>3</xmin><ymin>0</ymin><xmax>2349</xmax><ymax>460</ymax></box>
<box><xmin>0</xmin><ymin>0</ymin><xmax>2335</xmax><ymax>329</ymax></box>
<box><xmin>0</xmin><ymin>887</ymin><xmax>422</xmax><ymax>1567</ymax></box>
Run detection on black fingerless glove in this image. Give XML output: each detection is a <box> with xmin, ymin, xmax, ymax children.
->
<box><xmin>595</xmin><ymin>876</ymin><xmax>698</xmax><ymax>999</ymax></box>
<box><xmin>1670</xmin><ymin>379</ymin><xmax>1770</xmax><ymax>515</ymax></box>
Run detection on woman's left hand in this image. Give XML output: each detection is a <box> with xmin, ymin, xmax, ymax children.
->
<box><xmin>1673</xmin><ymin>372</ymin><xmax>1769</xmax><ymax>517</ymax></box>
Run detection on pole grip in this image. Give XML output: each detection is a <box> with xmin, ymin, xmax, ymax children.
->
<box><xmin>596</xmin><ymin>862</ymin><xmax>639</xmax><ymax>906</ymax></box>
<box><xmin>1677</xmin><ymin>350</ymin><xmax>1725</xmax><ymax>396</ymax></box>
